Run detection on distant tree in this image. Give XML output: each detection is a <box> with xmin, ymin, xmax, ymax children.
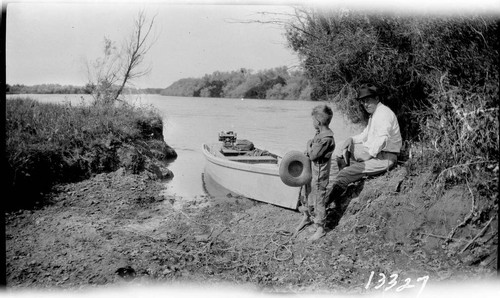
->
<box><xmin>282</xmin><ymin>71</ymin><xmax>310</xmax><ymax>100</ymax></box>
<box><xmin>222</xmin><ymin>69</ymin><xmax>250</xmax><ymax>98</ymax></box>
<box><xmin>266</xmin><ymin>83</ymin><xmax>286</xmax><ymax>99</ymax></box>
<box><xmin>160</xmin><ymin>67</ymin><xmax>312</xmax><ymax>100</ymax></box>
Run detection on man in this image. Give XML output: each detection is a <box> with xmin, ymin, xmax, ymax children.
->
<box><xmin>328</xmin><ymin>83</ymin><xmax>402</xmax><ymax>226</ymax></box>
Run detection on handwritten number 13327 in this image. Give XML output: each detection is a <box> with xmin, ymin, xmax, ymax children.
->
<box><xmin>365</xmin><ymin>271</ymin><xmax>429</xmax><ymax>296</ymax></box>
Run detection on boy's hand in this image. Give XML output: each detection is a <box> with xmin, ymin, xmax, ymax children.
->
<box><xmin>355</xmin><ymin>150</ymin><xmax>373</xmax><ymax>162</ymax></box>
<box><xmin>306</xmin><ymin>139</ymin><xmax>312</xmax><ymax>150</ymax></box>
<box><xmin>304</xmin><ymin>139</ymin><xmax>312</xmax><ymax>156</ymax></box>
<box><xmin>341</xmin><ymin>137</ymin><xmax>353</xmax><ymax>150</ymax></box>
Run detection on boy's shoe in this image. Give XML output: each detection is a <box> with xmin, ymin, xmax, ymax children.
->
<box><xmin>295</xmin><ymin>213</ymin><xmax>312</xmax><ymax>233</ymax></box>
<box><xmin>309</xmin><ymin>225</ymin><xmax>326</xmax><ymax>241</ymax></box>
<box><xmin>306</xmin><ymin>224</ymin><xmax>317</xmax><ymax>233</ymax></box>
<box><xmin>327</xmin><ymin>201</ymin><xmax>336</xmax><ymax>211</ymax></box>
<box><xmin>298</xmin><ymin>205</ymin><xmax>308</xmax><ymax>213</ymax></box>
<box><xmin>343</xmin><ymin>150</ymin><xmax>351</xmax><ymax>167</ymax></box>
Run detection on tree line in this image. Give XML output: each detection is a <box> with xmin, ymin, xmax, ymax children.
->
<box><xmin>6</xmin><ymin>83</ymin><xmax>163</xmax><ymax>95</ymax></box>
<box><xmin>7</xmin><ymin>66</ymin><xmax>311</xmax><ymax>100</ymax></box>
<box><xmin>160</xmin><ymin>66</ymin><xmax>312</xmax><ymax>100</ymax></box>
<box><xmin>7</xmin><ymin>83</ymin><xmax>89</xmax><ymax>94</ymax></box>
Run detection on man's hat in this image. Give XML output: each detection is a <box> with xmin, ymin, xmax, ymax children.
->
<box><xmin>356</xmin><ymin>83</ymin><xmax>380</xmax><ymax>100</ymax></box>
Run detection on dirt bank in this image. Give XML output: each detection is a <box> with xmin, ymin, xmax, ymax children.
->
<box><xmin>5</xmin><ymin>163</ymin><xmax>497</xmax><ymax>294</ymax></box>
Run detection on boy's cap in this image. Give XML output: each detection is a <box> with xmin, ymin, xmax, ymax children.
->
<box><xmin>357</xmin><ymin>84</ymin><xmax>379</xmax><ymax>100</ymax></box>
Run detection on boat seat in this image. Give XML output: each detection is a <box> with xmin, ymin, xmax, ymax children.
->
<box><xmin>227</xmin><ymin>155</ymin><xmax>277</xmax><ymax>164</ymax></box>
<box><xmin>220</xmin><ymin>148</ymin><xmax>252</xmax><ymax>156</ymax></box>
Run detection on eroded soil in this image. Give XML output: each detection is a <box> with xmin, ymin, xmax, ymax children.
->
<box><xmin>5</xmin><ymin>165</ymin><xmax>498</xmax><ymax>295</ymax></box>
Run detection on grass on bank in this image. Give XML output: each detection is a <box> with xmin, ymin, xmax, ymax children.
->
<box><xmin>6</xmin><ymin>97</ymin><xmax>164</xmax><ymax>210</ymax></box>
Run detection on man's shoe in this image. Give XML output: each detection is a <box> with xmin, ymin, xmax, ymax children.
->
<box><xmin>337</xmin><ymin>157</ymin><xmax>346</xmax><ymax>171</ymax></box>
<box><xmin>309</xmin><ymin>226</ymin><xmax>326</xmax><ymax>241</ymax></box>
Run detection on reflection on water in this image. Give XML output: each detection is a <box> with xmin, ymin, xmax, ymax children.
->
<box><xmin>8</xmin><ymin>94</ymin><xmax>361</xmax><ymax>199</ymax></box>
<box><xmin>201</xmin><ymin>172</ymin><xmax>237</xmax><ymax>198</ymax></box>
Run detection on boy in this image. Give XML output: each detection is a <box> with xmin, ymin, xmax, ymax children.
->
<box><xmin>295</xmin><ymin>104</ymin><xmax>335</xmax><ymax>241</ymax></box>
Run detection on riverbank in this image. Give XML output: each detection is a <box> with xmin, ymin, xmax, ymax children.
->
<box><xmin>5</xmin><ymin>158</ymin><xmax>497</xmax><ymax>294</ymax></box>
<box><xmin>5</xmin><ymin>97</ymin><xmax>177</xmax><ymax>210</ymax></box>
<box><xmin>5</xmin><ymin>97</ymin><xmax>497</xmax><ymax>295</ymax></box>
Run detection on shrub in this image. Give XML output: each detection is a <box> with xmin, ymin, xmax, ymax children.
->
<box><xmin>285</xmin><ymin>9</ymin><xmax>499</xmax><ymax>141</ymax></box>
<box><xmin>412</xmin><ymin>75</ymin><xmax>498</xmax><ymax>215</ymax></box>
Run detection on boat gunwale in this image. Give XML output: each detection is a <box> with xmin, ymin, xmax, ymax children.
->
<box><xmin>202</xmin><ymin>143</ymin><xmax>281</xmax><ymax>176</ymax></box>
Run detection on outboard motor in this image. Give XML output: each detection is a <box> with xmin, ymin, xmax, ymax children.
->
<box><xmin>219</xmin><ymin>131</ymin><xmax>237</xmax><ymax>148</ymax></box>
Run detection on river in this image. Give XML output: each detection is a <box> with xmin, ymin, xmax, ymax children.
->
<box><xmin>7</xmin><ymin>94</ymin><xmax>361</xmax><ymax>199</ymax></box>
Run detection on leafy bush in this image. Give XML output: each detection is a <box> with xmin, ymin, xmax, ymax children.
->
<box><xmin>285</xmin><ymin>9</ymin><xmax>498</xmax><ymax>139</ymax></box>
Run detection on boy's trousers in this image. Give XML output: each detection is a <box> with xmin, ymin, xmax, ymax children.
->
<box><xmin>300</xmin><ymin>158</ymin><xmax>332</xmax><ymax>226</ymax></box>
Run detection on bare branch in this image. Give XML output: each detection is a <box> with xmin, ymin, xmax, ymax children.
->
<box><xmin>86</xmin><ymin>9</ymin><xmax>157</xmax><ymax>104</ymax></box>
<box><xmin>224</xmin><ymin>6</ymin><xmax>320</xmax><ymax>40</ymax></box>
<box><xmin>112</xmin><ymin>10</ymin><xmax>157</xmax><ymax>101</ymax></box>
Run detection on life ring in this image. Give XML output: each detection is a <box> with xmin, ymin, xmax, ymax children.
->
<box><xmin>279</xmin><ymin>151</ymin><xmax>312</xmax><ymax>187</ymax></box>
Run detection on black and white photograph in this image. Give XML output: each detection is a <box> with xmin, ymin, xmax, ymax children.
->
<box><xmin>3</xmin><ymin>0</ymin><xmax>499</xmax><ymax>297</ymax></box>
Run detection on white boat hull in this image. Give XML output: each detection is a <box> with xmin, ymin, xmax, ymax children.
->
<box><xmin>202</xmin><ymin>144</ymin><xmax>301</xmax><ymax>209</ymax></box>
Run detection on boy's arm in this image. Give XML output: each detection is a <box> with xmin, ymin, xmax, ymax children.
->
<box><xmin>305</xmin><ymin>139</ymin><xmax>313</xmax><ymax>156</ymax></box>
<box><xmin>309</xmin><ymin>137</ymin><xmax>335</xmax><ymax>162</ymax></box>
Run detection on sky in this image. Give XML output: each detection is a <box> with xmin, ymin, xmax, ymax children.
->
<box><xmin>6</xmin><ymin>1</ymin><xmax>302</xmax><ymax>88</ymax></box>
<box><xmin>5</xmin><ymin>0</ymin><xmax>500</xmax><ymax>89</ymax></box>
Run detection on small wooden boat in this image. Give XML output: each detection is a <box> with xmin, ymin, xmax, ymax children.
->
<box><xmin>202</xmin><ymin>137</ymin><xmax>301</xmax><ymax>209</ymax></box>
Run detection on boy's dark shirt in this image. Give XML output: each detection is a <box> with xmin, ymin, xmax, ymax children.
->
<box><xmin>308</xmin><ymin>130</ymin><xmax>335</xmax><ymax>164</ymax></box>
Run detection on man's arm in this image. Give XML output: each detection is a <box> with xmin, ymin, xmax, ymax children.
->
<box><xmin>365</xmin><ymin>114</ymin><xmax>392</xmax><ymax>157</ymax></box>
<box><xmin>351</xmin><ymin>125</ymin><xmax>368</xmax><ymax>144</ymax></box>
<box><xmin>341</xmin><ymin>126</ymin><xmax>367</xmax><ymax>161</ymax></box>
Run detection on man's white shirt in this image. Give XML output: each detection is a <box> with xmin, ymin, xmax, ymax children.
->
<box><xmin>352</xmin><ymin>102</ymin><xmax>402</xmax><ymax>157</ymax></box>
